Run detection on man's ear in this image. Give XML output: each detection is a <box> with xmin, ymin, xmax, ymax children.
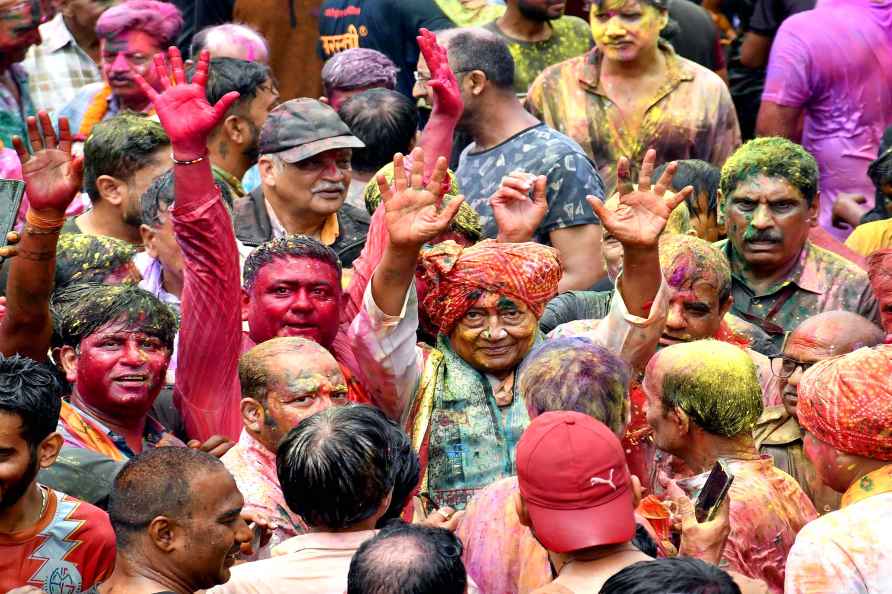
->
<box><xmin>38</xmin><ymin>432</ymin><xmax>64</xmax><ymax>469</ymax></box>
<box><xmin>59</xmin><ymin>345</ymin><xmax>79</xmax><ymax>384</ymax></box>
<box><xmin>513</xmin><ymin>491</ymin><xmax>531</xmax><ymax>527</ymax></box>
<box><xmin>670</xmin><ymin>405</ymin><xmax>691</xmax><ymax>437</ymax></box>
<box><xmin>465</xmin><ymin>70</ymin><xmax>487</xmax><ymax>97</ymax></box>
<box><xmin>95</xmin><ymin>175</ymin><xmax>126</xmax><ymax>207</ymax></box>
<box><xmin>808</xmin><ymin>191</ymin><xmax>820</xmax><ymax>226</ymax></box>
<box><xmin>140</xmin><ymin>224</ymin><xmax>158</xmax><ymax>257</ymax></box>
<box><xmin>240</xmin><ymin>398</ymin><xmax>265</xmax><ymax>434</ymax></box>
<box><xmin>258</xmin><ymin>157</ymin><xmax>277</xmax><ymax>189</ymax></box>
<box><xmin>716</xmin><ymin>189</ymin><xmax>725</xmax><ymax>226</ymax></box>
<box><xmin>148</xmin><ymin>516</ymin><xmax>181</xmax><ymax>553</ymax></box>
<box><xmin>719</xmin><ymin>295</ymin><xmax>734</xmax><ymax>319</ymax></box>
<box><xmin>222</xmin><ymin>114</ymin><xmax>245</xmax><ymax>146</ymax></box>
<box><xmin>630</xmin><ymin>473</ymin><xmax>643</xmax><ymax>507</ymax></box>
<box><xmin>241</xmin><ymin>287</ymin><xmax>251</xmax><ymax>323</ymax></box>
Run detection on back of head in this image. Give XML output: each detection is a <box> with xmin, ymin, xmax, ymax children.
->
<box><xmin>599</xmin><ymin>557</ymin><xmax>741</xmax><ymax>594</ymax></box>
<box><xmin>0</xmin><ymin>354</ymin><xmax>64</xmax><ymax>449</ymax></box>
<box><xmin>190</xmin><ymin>23</ymin><xmax>269</xmax><ymax>62</ymax></box>
<box><xmin>348</xmin><ymin>523</ymin><xmax>466</xmax><ymax>594</ymax></box>
<box><xmin>242</xmin><ymin>234</ymin><xmax>341</xmax><ymax>291</ymax></box>
<box><xmin>440</xmin><ymin>27</ymin><xmax>515</xmax><ymax>91</ymax></box>
<box><xmin>659</xmin><ymin>234</ymin><xmax>732</xmax><ymax>305</ymax></box>
<box><xmin>378</xmin><ymin>420</ymin><xmax>420</xmax><ymax>525</ymax></box>
<box><xmin>95</xmin><ymin>0</ymin><xmax>183</xmax><ymax>46</ymax></box>
<box><xmin>54</xmin><ymin>234</ymin><xmax>137</xmax><ymax>291</ymax></box>
<box><xmin>83</xmin><ymin>113</ymin><xmax>170</xmax><ymax>203</ymax></box>
<box><xmin>321</xmin><ymin>47</ymin><xmax>398</xmax><ymax>95</ymax></box>
<box><xmin>277</xmin><ymin>404</ymin><xmax>395</xmax><ymax>530</ymax></box>
<box><xmin>653</xmin><ymin>159</ymin><xmax>720</xmax><ymax>220</ymax></box>
<box><xmin>187</xmin><ymin>57</ymin><xmax>271</xmax><ymax>111</ymax></box>
<box><xmin>108</xmin><ymin>447</ymin><xmax>224</xmax><ymax>549</ymax></box>
<box><xmin>51</xmin><ymin>283</ymin><xmax>177</xmax><ymax>351</ymax></box>
<box><xmin>238</xmin><ymin>336</ymin><xmax>335</xmax><ymax>404</ymax></box>
<box><xmin>789</xmin><ymin>311</ymin><xmax>884</xmax><ymax>355</ymax></box>
<box><xmin>338</xmin><ymin>89</ymin><xmax>418</xmax><ymax>174</ymax></box>
<box><xmin>720</xmin><ymin>137</ymin><xmax>819</xmax><ymax>207</ymax></box>
<box><xmin>655</xmin><ymin>339</ymin><xmax>763</xmax><ymax>438</ymax></box>
<box><xmin>519</xmin><ymin>336</ymin><xmax>630</xmax><ymax>435</ymax></box>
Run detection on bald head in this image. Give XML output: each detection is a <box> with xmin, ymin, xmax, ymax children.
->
<box><xmin>191</xmin><ymin>23</ymin><xmax>269</xmax><ymax>63</ymax></box>
<box><xmin>787</xmin><ymin>311</ymin><xmax>884</xmax><ymax>358</ymax></box>
<box><xmin>238</xmin><ymin>336</ymin><xmax>341</xmax><ymax>403</ymax></box>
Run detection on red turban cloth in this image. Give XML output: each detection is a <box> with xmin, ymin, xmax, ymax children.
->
<box><xmin>797</xmin><ymin>345</ymin><xmax>892</xmax><ymax>461</ymax></box>
<box><xmin>419</xmin><ymin>239</ymin><xmax>562</xmax><ymax>335</ymax></box>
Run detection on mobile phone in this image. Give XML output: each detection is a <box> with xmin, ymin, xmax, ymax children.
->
<box><xmin>695</xmin><ymin>460</ymin><xmax>734</xmax><ymax>523</ymax></box>
<box><xmin>0</xmin><ymin>179</ymin><xmax>25</xmax><ymax>251</ymax></box>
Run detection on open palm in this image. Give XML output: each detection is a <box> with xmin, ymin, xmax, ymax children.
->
<box><xmin>12</xmin><ymin>112</ymin><xmax>82</xmax><ymax>215</ymax></box>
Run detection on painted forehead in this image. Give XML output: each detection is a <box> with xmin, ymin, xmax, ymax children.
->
<box><xmin>468</xmin><ymin>291</ymin><xmax>526</xmax><ymax>311</ymax></box>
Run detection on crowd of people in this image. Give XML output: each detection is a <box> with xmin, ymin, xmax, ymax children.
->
<box><xmin>0</xmin><ymin>0</ymin><xmax>891</xmax><ymax>593</ymax></box>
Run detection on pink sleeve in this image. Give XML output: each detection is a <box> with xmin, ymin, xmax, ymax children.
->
<box><xmin>171</xmin><ymin>160</ymin><xmax>243</xmax><ymax>441</ymax></box>
<box><xmin>762</xmin><ymin>24</ymin><xmax>813</xmax><ymax>107</ymax></box>
<box><xmin>341</xmin><ymin>206</ymin><xmax>389</xmax><ymax>327</ymax></box>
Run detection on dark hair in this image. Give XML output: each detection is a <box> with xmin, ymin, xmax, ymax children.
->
<box><xmin>378</xmin><ymin>419</ymin><xmax>420</xmax><ymax>525</ymax></box>
<box><xmin>108</xmin><ymin>447</ymin><xmax>225</xmax><ymax>548</ymax></box>
<box><xmin>599</xmin><ymin>557</ymin><xmax>741</xmax><ymax>594</ymax></box>
<box><xmin>653</xmin><ymin>159</ymin><xmax>721</xmax><ymax>218</ymax></box>
<box><xmin>348</xmin><ymin>523</ymin><xmax>466</xmax><ymax>594</ymax></box>
<box><xmin>719</xmin><ymin>137</ymin><xmax>819</xmax><ymax>209</ymax></box>
<box><xmin>140</xmin><ymin>168</ymin><xmax>234</xmax><ymax>228</ymax></box>
<box><xmin>243</xmin><ymin>234</ymin><xmax>342</xmax><ymax>291</ymax></box>
<box><xmin>83</xmin><ymin>113</ymin><xmax>170</xmax><ymax>203</ymax></box>
<box><xmin>54</xmin><ymin>234</ymin><xmax>137</xmax><ymax>291</ymax></box>
<box><xmin>51</xmin><ymin>283</ymin><xmax>178</xmax><ymax>351</ymax></box>
<box><xmin>277</xmin><ymin>404</ymin><xmax>395</xmax><ymax>530</ymax></box>
<box><xmin>0</xmin><ymin>355</ymin><xmax>65</xmax><ymax>448</ymax></box>
<box><xmin>338</xmin><ymin>89</ymin><xmax>418</xmax><ymax>174</ymax></box>
<box><xmin>442</xmin><ymin>28</ymin><xmax>515</xmax><ymax>90</ymax></box>
<box><xmin>186</xmin><ymin>57</ymin><xmax>272</xmax><ymax>113</ymax></box>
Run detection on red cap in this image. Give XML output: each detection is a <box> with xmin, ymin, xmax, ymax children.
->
<box><xmin>517</xmin><ymin>411</ymin><xmax>636</xmax><ymax>553</ymax></box>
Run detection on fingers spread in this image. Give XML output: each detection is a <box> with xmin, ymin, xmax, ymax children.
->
<box><xmin>214</xmin><ymin>91</ymin><xmax>242</xmax><ymax>120</ymax></box>
<box><xmin>26</xmin><ymin>116</ymin><xmax>42</xmax><ymax>153</ymax></box>
<box><xmin>588</xmin><ymin>195</ymin><xmax>608</xmax><ymax>221</ymax></box>
<box><xmin>392</xmin><ymin>153</ymin><xmax>407</xmax><ymax>193</ymax></box>
<box><xmin>438</xmin><ymin>194</ymin><xmax>464</xmax><ymax>225</ymax></box>
<box><xmin>409</xmin><ymin>147</ymin><xmax>425</xmax><ymax>189</ymax></box>
<box><xmin>38</xmin><ymin>111</ymin><xmax>57</xmax><ymax>150</ymax></box>
<box><xmin>193</xmin><ymin>49</ymin><xmax>211</xmax><ymax>89</ymax></box>
<box><xmin>616</xmin><ymin>157</ymin><xmax>634</xmax><ymax>196</ymax></box>
<box><xmin>637</xmin><ymin>148</ymin><xmax>657</xmax><ymax>191</ymax></box>
<box><xmin>57</xmin><ymin>117</ymin><xmax>72</xmax><ymax>154</ymax></box>
<box><xmin>153</xmin><ymin>52</ymin><xmax>172</xmax><ymax>92</ymax></box>
<box><xmin>426</xmin><ymin>155</ymin><xmax>448</xmax><ymax>196</ymax></box>
<box><xmin>653</xmin><ymin>160</ymin><xmax>677</xmax><ymax>198</ymax></box>
<box><xmin>169</xmin><ymin>46</ymin><xmax>186</xmax><ymax>85</ymax></box>
<box><xmin>11</xmin><ymin>136</ymin><xmax>28</xmax><ymax>163</ymax></box>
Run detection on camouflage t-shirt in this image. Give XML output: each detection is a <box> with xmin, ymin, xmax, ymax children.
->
<box><xmin>484</xmin><ymin>16</ymin><xmax>593</xmax><ymax>97</ymax></box>
<box><xmin>456</xmin><ymin>123</ymin><xmax>604</xmax><ymax>243</ymax></box>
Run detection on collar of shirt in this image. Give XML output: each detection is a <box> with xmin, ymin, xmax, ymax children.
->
<box><xmin>40</xmin><ymin>12</ymin><xmax>78</xmax><ymax>54</ymax></box>
<box><xmin>59</xmin><ymin>398</ymin><xmax>174</xmax><ymax>459</ymax></box>
<box><xmin>135</xmin><ymin>253</ymin><xmax>181</xmax><ymax>308</ymax></box>
<box><xmin>213</xmin><ymin>164</ymin><xmax>246</xmax><ymax>198</ymax></box>
<box><xmin>717</xmin><ymin>239</ymin><xmax>826</xmax><ymax>297</ymax></box>
<box><xmin>264</xmin><ymin>197</ymin><xmax>340</xmax><ymax>246</ymax></box>
<box><xmin>271</xmin><ymin>529</ymin><xmax>378</xmax><ymax>557</ymax></box>
<box><xmin>841</xmin><ymin>464</ymin><xmax>892</xmax><ymax>509</ymax></box>
<box><xmin>236</xmin><ymin>428</ymin><xmax>279</xmax><ymax>484</ymax></box>
<box><xmin>577</xmin><ymin>39</ymin><xmax>694</xmax><ymax>100</ymax></box>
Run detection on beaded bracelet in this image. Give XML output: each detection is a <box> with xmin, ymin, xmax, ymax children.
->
<box><xmin>171</xmin><ymin>152</ymin><xmax>207</xmax><ymax>166</ymax></box>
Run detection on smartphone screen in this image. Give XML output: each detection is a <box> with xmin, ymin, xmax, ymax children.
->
<box><xmin>0</xmin><ymin>180</ymin><xmax>25</xmax><ymax>249</ymax></box>
<box><xmin>695</xmin><ymin>460</ymin><xmax>734</xmax><ymax>522</ymax></box>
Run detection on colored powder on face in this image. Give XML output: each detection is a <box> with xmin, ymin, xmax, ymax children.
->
<box><xmin>659</xmin><ymin>234</ymin><xmax>730</xmax><ymax>296</ymax></box>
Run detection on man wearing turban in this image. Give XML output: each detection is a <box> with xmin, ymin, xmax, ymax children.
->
<box><xmin>786</xmin><ymin>345</ymin><xmax>892</xmax><ymax>593</ymax></box>
<box><xmin>351</xmin><ymin>147</ymin><xmax>687</xmax><ymax>511</ymax></box>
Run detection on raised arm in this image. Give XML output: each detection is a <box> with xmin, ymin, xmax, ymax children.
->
<box><xmin>0</xmin><ymin>113</ymin><xmax>83</xmax><ymax>361</ymax></box>
<box><xmin>416</xmin><ymin>28</ymin><xmax>463</xmax><ymax>178</ymax></box>
<box><xmin>133</xmin><ymin>48</ymin><xmax>244</xmax><ymax>441</ymax></box>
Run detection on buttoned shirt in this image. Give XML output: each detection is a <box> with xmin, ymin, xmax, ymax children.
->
<box><xmin>21</xmin><ymin>13</ymin><xmax>102</xmax><ymax>118</ymax></box>
<box><xmin>717</xmin><ymin>240</ymin><xmax>879</xmax><ymax>350</ymax></box>
<box><xmin>526</xmin><ymin>40</ymin><xmax>740</xmax><ymax>196</ymax></box>
<box><xmin>0</xmin><ymin>64</ymin><xmax>35</xmax><ymax>149</ymax></box>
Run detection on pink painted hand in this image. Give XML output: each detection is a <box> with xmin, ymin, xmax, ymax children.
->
<box><xmin>11</xmin><ymin>112</ymin><xmax>83</xmax><ymax>218</ymax></box>
<box><xmin>491</xmin><ymin>171</ymin><xmax>548</xmax><ymax>243</ymax></box>
<box><xmin>377</xmin><ymin>148</ymin><xmax>464</xmax><ymax>251</ymax></box>
<box><xmin>131</xmin><ymin>47</ymin><xmax>240</xmax><ymax>160</ymax></box>
<box><xmin>588</xmin><ymin>149</ymin><xmax>692</xmax><ymax>250</ymax></box>
<box><xmin>418</xmin><ymin>28</ymin><xmax>463</xmax><ymax>121</ymax></box>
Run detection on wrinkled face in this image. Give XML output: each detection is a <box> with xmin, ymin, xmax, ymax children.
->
<box><xmin>100</xmin><ymin>29</ymin><xmax>164</xmax><ymax>106</ymax></box>
<box><xmin>253</xmin><ymin>349</ymin><xmax>348</xmax><ymax>452</ymax></box>
<box><xmin>661</xmin><ymin>271</ymin><xmax>728</xmax><ymax>347</ymax></box>
<box><xmin>176</xmin><ymin>470</ymin><xmax>252</xmax><ymax>590</ymax></box>
<box><xmin>142</xmin><ymin>208</ymin><xmax>184</xmax><ymax>289</ymax></box>
<box><xmin>871</xmin><ymin>271</ymin><xmax>892</xmax><ymax>335</ymax></box>
<box><xmin>802</xmin><ymin>432</ymin><xmax>849</xmax><ymax>493</ymax></box>
<box><xmin>244</xmin><ymin>256</ymin><xmax>342</xmax><ymax>349</ymax></box>
<box><xmin>642</xmin><ymin>356</ymin><xmax>685</xmax><ymax>454</ymax></box>
<box><xmin>517</xmin><ymin>0</ymin><xmax>566</xmax><ymax>22</ymax></box>
<box><xmin>0</xmin><ymin>412</ymin><xmax>39</xmax><ymax>510</ymax></box>
<box><xmin>725</xmin><ymin>175</ymin><xmax>815</xmax><ymax>275</ymax></box>
<box><xmin>264</xmin><ymin>149</ymin><xmax>352</xmax><ymax>218</ymax></box>
<box><xmin>690</xmin><ymin>191</ymin><xmax>723</xmax><ymax>242</ymax></box>
<box><xmin>68</xmin><ymin>320</ymin><xmax>171</xmax><ymax>421</ymax></box>
<box><xmin>603</xmin><ymin>230</ymin><xmax>623</xmax><ymax>284</ymax></box>
<box><xmin>0</xmin><ymin>0</ymin><xmax>47</xmax><ymax>63</ymax></box>
<box><xmin>62</xmin><ymin>0</ymin><xmax>117</xmax><ymax>34</ymax></box>
<box><xmin>778</xmin><ymin>329</ymin><xmax>844</xmax><ymax>419</ymax></box>
<box><xmin>450</xmin><ymin>293</ymin><xmax>538</xmax><ymax>377</ymax></box>
<box><xmin>590</xmin><ymin>0</ymin><xmax>667</xmax><ymax>64</ymax></box>
<box><xmin>412</xmin><ymin>53</ymin><xmax>436</xmax><ymax>110</ymax></box>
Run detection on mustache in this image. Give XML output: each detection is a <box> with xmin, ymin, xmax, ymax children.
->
<box><xmin>312</xmin><ymin>182</ymin><xmax>346</xmax><ymax>193</ymax></box>
<box><xmin>744</xmin><ymin>229</ymin><xmax>783</xmax><ymax>243</ymax></box>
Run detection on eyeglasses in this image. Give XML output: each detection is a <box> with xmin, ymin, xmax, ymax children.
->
<box><xmin>770</xmin><ymin>356</ymin><xmax>816</xmax><ymax>379</ymax></box>
<box><xmin>413</xmin><ymin>69</ymin><xmax>475</xmax><ymax>86</ymax></box>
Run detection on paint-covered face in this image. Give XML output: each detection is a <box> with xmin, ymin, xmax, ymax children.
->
<box><xmin>802</xmin><ymin>431</ymin><xmax>849</xmax><ymax>493</ymax></box>
<box><xmin>175</xmin><ymin>469</ymin><xmax>252</xmax><ymax>590</ymax></box>
<box><xmin>871</xmin><ymin>271</ymin><xmax>892</xmax><ymax>334</ymax></box>
<box><xmin>725</xmin><ymin>174</ymin><xmax>815</xmax><ymax>275</ymax></box>
<box><xmin>253</xmin><ymin>348</ymin><xmax>348</xmax><ymax>452</ymax></box>
<box><xmin>690</xmin><ymin>190</ymin><xmax>723</xmax><ymax>243</ymax></box>
<box><xmin>70</xmin><ymin>320</ymin><xmax>171</xmax><ymax>421</ymax></box>
<box><xmin>603</xmin><ymin>229</ymin><xmax>623</xmax><ymax>284</ymax></box>
<box><xmin>779</xmin><ymin>327</ymin><xmax>847</xmax><ymax>419</ymax></box>
<box><xmin>450</xmin><ymin>292</ymin><xmax>538</xmax><ymax>378</ymax></box>
<box><xmin>661</xmin><ymin>268</ymin><xmax>728</xmax><ymax>347</ymax></box>
<box><xmin>244</xmin><ymin>256</ymin><xmax>343</xmax><ymax>349</ymax></box>
<box><xmin>590</xmin><ymin>0</ymin><xmax>667</xmax><ymax>64</ymax></box>
<box><xmin>0</xmin><ymin>0</ymin><xmax>49</xmax><ymax>63</ymax></box>
<box><xmin>265</xmin><ymin>149</ymin><xmax>352</xmax><ymax>218</ymax></box>
<box><xmin>100</xmin><ymin>29</ymin><xmax>165</xmax><ymax>107</ymax></box>
<box><xmin>517</xmin><ymin>0</ymin><xmax>567</xmax><ymax>22</ymax></box>
<box><xmin>412</xmin><ymin>53</ymin><xmax>436</xmax><ymax>110</ymax></box>
<box><xmin>0</xmin><ymin>411</ymin><xmax>39</xmax><ymax>510</ymax></box>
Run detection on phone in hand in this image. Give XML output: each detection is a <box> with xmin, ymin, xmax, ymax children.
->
<box><xmin>0</xmin><ymin>180</ymin><xmax>24</xmax><ymax>252</ymax></box>
<box><xmin>695</xmin><ymin>460</ymin><xmax>734</xmax><ymax>523</ymax></box>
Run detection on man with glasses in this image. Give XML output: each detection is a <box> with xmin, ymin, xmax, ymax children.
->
<box><xmin>234</xmin><ymin>97</ymin><xmax>370</xmax><ymax>268</ymax></box>
<box><xmin>717</xmin><ymin>137</ymin><xmax>878</xmax><ymax>352</ymax></box>
<box><xmin>756</xmin><ymin>310</ymin><xmax>884</xmax><ymax>513</ymax></box>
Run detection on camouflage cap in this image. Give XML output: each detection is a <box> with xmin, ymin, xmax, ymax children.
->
<box><xmin>259</xmin><ymin>98</ymin><xmax>365</xmax><ymax>163</ymax></box>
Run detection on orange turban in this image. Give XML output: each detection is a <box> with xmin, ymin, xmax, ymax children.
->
<box><xmin>419</xmin><ymin>240</ymin><xmax>562</xmax><ymax>335</ymax></box>
<box><xmin>797</xmin><ymin>345</ymin><xmax>892</xmax><ymax>461</ymax></box>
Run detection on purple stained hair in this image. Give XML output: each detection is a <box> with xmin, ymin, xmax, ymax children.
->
<box><xmin>321</xmin><ymin>48</ymin><xmax>399</xmax><ymax>95</ymax></box>
<box><xmin>95</xmin><ymin>0</ymin><xmax>183</xmax><ymax>47</ymax></box>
